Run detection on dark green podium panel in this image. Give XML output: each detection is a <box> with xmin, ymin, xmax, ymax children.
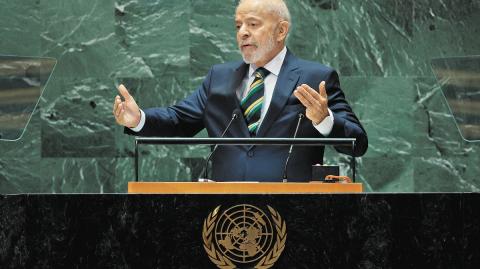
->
<box><xmin>1</xmin><ymin>194</ymin><xmax>479</xmax><ymax>268</ymax></box>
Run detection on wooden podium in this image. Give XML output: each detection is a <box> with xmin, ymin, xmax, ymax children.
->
<box><xmin>128</xmin><ymin>181</ymin><xmax>363</xmax><ymax>194</ymax></box>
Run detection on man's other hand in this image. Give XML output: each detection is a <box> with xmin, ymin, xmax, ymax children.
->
<box><xmin>113</xmin><ymin>84</ymin><xmax>141</xmax><ymax>128</ymax></box>
<box><xmin>294</xmin><ymin>81</ymin><xmax>329</xmax><ymax>125</ymax></box>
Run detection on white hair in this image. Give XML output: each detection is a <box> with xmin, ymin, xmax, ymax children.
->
<box><xmin>237</xmin><ymin>0</ymin><xmax>292</xmax><ymax>24</ymax></box>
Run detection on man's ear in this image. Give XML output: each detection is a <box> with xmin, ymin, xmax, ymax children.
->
<box><xmin>277</xmin><ymin>21</ymin><xmax>290</xmax><ymax>42</ymax></box>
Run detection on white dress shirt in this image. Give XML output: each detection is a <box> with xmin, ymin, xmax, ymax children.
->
<box><xmin>131</xmin><ymin>46</ymin><xmax>334</xmax><ymax>135</ymax></box>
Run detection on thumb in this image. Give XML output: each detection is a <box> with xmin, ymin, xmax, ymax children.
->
<box><xmin>318</xmin><ymin>81</ymin><xmax>327</xmax><ymax>99</ymax></box>
<box><xmin>118</xmin><ymin>84</ymin><xmax>132</xmax><ymax>100</ymax></box>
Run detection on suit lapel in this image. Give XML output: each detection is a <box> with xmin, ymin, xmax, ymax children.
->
<box><xmin>226</xmin><ymin>62</ymin><xmax>250</xmax><ymax>138</ymax></box>
<box><xmin>256</xmin><ymin>50</ymin><xmax>300</xmax><ymax>137</ymax></box>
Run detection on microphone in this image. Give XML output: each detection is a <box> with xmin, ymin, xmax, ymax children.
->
<box><xmin>199</xmin><ymin>109</ymin><xmax>240</xmax><ymax>181</ymax></box>
<box><xmin>282</xmin><ymin>113</ymin><xmax>304</xmax><ymax>183</ymax></box>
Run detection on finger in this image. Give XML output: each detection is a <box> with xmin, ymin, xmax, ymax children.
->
<box><xmin>117</xmin><ymin>84</ymin><xmax>131</xmax><ymax>100</ymax></box>
<box><xmin>298</xmin><ymin>85</ymin><xmax>319</xmax><ymax>104</ymax></box>
<box><xmin>115</xmin><ymin>103</ymin><xmax>121</xmax><ymax>118</ymax></box>
<box><xmin>302</xmin><ymin>84</ymin><xmax>322</xmax><ymax>102</ymax></box>
<box><xmin>294</xmin><ymin>88</ymin><xmax>313</xmax><ymax>107</ymax></box>
<box><xmin>115</xmin><ymin>103</ymin><xmax>124</xmax><ymax>118</ymax></box>
<box><xmin>294</xmin><ymin>91</ymin><xmax>311</xmax><ymax>107</ymax></box>
<box><xmin>113</xmin><ymin>95</ymin><xmax>121</xmax><ymax>114</ymax></box>
<box><xmin>318</xmin><ymin>81</ymin><xmax>327</xmax><ymax>99</ymax></box>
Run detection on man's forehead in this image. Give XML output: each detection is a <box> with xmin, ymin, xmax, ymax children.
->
<box><xmin>235</xmin><ymin>0</ymin><xmax>278</xmax><ymax>20</ymax></box>
<box><xmin>235</xmin><ymin>12</ymin><xmax>263</xmax><ymax>22</ymax></box>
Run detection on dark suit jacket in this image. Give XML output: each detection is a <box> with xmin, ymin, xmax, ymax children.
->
<box><xmin>126</xmin><ymin>50</ymin><xmax>368</xmax><ymax>181</ymax></box>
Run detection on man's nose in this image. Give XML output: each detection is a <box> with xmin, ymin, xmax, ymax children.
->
<box><xmin>238</xmin><ymin>26</ymin><xmax>250</xmax><ymax>39</ymax></box>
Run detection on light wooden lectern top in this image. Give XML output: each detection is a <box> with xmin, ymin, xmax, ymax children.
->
<box><xmin>128</xmin><ymin>182</ymin><xmax>362</xmax><ymax>194</ymax></box>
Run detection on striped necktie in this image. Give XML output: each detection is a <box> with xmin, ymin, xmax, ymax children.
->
<box><xmin>241</xmin><ymin>67</ymin><xmax>270</xmax><ymax>136</ymax></box>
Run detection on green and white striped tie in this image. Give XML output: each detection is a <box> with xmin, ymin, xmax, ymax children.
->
<box><xmin>241</xmin><ymin>67</ymin><xmax>270</xmax><ymax>135</ymax></box>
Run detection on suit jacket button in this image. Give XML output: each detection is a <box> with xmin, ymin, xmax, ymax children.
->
<box><xmin>247</xmin><ymin>151</ymin><xmax>254</xmax><ymax>157</ymax></box>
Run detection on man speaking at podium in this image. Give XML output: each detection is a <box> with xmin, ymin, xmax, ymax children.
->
<box><xmin>113</xmin><ymin>0</ymin><xmax>368</xmax><ymax>182</ymax></box>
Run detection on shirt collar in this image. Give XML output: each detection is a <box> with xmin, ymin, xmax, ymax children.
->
<box><xmin>248</xmin><ymin>46</ymin><xmax>287</xmax><ymax>78</ymax></box>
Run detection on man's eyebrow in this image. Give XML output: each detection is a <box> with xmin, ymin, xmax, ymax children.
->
<box><xmin>235</xmin><ymin>16</ymin><xmax>262</xmax><ymax>23</ymax></box>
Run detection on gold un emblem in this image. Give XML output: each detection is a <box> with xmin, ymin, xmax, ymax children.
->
<box><xmin>202</xmin><ymin>204</ymin><xmax>287</xmax><ymax>269</ymax></box>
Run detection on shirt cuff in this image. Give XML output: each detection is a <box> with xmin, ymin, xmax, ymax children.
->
<box><xmin>313</xmin><ymin>108</ymin><xmax>334</xmax><ymax>136</ymax></box>
<box><xmin>129</xmin><ymin>109</ymin><xmax>146</xmax><ymax>132</ymax></box>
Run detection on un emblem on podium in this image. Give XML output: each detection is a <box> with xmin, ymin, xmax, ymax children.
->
<box><xmin>202</xmin><ymin>204</ymin><xmax>287</xmax><ymax>269</ymax></box>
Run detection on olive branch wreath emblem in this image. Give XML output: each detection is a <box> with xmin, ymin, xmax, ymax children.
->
<box><xmin>202</xmin><ymin>205</ymin><xmax>287</xmax><ymax>269</ymax></box>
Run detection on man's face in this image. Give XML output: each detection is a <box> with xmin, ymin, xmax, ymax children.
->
<box><xmin>235</xmin><ymin>1</ymin><xmax>283</xmax><ymax>66</ymax></box>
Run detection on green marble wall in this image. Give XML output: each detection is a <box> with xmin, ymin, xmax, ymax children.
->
<box><xmin>1</xmin><ymin>0</ymin><xmax>479</xmax><ymax>193</ymax></box>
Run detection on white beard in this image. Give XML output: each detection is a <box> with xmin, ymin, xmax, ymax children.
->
<box><xmin>241</xmin><ymin>34</ymin><xmax>276</xmax><ymax>64</ymax></box>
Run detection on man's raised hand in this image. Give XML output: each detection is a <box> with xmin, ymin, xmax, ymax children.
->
<box><xmin>294</xmin><ymin>81</ymin><xmax>329</xmax><ymax>125</ymax></box>
<box><xmin>113</xmin><ymin>84</ymin><xmax>141</xmax><ymax>128</ymax></box>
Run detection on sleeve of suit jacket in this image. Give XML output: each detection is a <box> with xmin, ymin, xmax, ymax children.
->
<box><xmin>124</xmin><ymin>68</ymin><xmax>212</xmax><ymax>137</ymax></box>
<box><xmin>325</xmin><ymin>69</ymin><xmax>368</xmax><ymax>157</ymax></box>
